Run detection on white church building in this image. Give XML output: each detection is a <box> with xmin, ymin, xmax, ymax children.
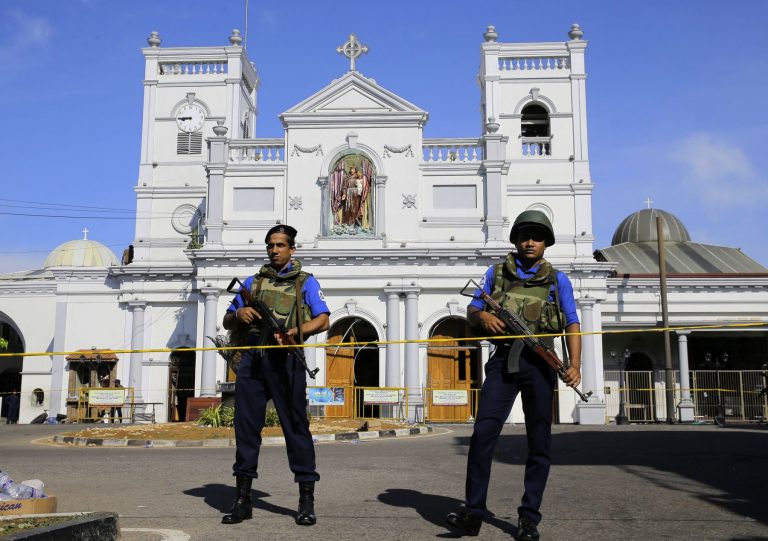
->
<box><xmin>1</xmin><ymin>25</ymin><xmax>765</xmax><ymax>425</ymax></box>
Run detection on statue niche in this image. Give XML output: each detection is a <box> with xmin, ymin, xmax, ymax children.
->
<box><xmin>329</xmin><ymin>154</ymin><xmax>375</xmax><ymax>236</ymax></box>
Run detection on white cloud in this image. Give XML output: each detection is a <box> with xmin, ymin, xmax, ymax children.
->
<box><xmin>0</xmin><ymin>9</ymin><xmax>53</xmax><ymax>61</ymax></box>
<box><xmin>672</xmin><ymin>132</ymin><xmax>767</xmax><ymax>206</ymax></box>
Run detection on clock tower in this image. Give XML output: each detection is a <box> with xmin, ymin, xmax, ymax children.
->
<box><xmin>133</xmin><ymin>29</ymin><xmax>259</xmax><ymax>263</ymax></box>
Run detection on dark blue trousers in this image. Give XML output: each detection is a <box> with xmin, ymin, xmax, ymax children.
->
<box><xmin>233</xmin><ymin>339</ymin><xmax>319</xmax><ymax>483</ymax></box>
<box><xmin>465</xmin><ymin>348</ymin><xmax>556</xmax><ymax>524</ymax></box>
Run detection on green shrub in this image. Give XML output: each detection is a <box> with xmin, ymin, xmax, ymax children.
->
<box><xmin>265</xmin><ymin>408</ymin><xmax>281</xmax><ymax>427</ymax></box>
<box><xmin>196</xmin><ymin>404</ymin><xmax>235</xmax><ymax>427</ymax></box>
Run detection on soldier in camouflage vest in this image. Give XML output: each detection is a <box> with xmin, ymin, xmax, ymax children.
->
<box><xmin>221</xmin><ymin>225</ymin><xmax>330</xmax><ymax>527</ymax></box>
<box><xmin>447</xmin><ymin>211</ymin><xmax>582</xmax><ymax>541</ymax></box>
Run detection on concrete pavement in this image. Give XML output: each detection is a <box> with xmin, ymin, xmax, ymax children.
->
<box><xmin>0</xmin><ymin>423</ymin><xmax>766</xmax><ymax>540</ymax></box>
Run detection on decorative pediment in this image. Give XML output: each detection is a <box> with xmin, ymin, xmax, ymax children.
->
<box><xmin>281</xmin><ymin>71</ymin><xmax>427</xmax><ymax>126</ymax></box>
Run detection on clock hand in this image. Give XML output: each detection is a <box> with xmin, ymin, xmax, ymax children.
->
<box><xmin>178</xmin><ymin>116</ymin><xmax>192</xmax><ymax>121</ymax></box>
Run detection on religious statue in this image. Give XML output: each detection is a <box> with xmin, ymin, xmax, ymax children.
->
<box><xmin>330</xmin><ymin>156</ymin><xmax>374</xmax><ymax>234</ymax></box>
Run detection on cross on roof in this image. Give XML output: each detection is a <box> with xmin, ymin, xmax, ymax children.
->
<box><xmin>644</xmin><ymin>197</ymin><xmax>653</xmax><ymax>209</ymax></box>
<box><xmin>336</xmin><ymin>34</ymin><xmax>368</xmax><ymax>72</ymax></box>
<box><xmin>82</xmin><ymin>227</ymin><xmax>90</xmax><ymax>240</ymax></box>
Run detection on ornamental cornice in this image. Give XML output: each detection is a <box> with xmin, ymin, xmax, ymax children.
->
<box><xmin>606</xmin><ymin>278</ymin><xmax>768</xmax><ymax>290</ymax></box>
<box><xmin>279</xmin><ymin>112</ymin><xmax>428</xmax><ymax>129</ymax></box>
<box><xmin>110</xmin><ymin>265</ymin><xmax>195</xmax><ymax>278</ymax></box>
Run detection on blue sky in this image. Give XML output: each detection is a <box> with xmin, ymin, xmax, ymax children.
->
<box><xmin>1</xmin><ymin>0</ymin><xmax>767</xmax><ymax>272</ymax></box>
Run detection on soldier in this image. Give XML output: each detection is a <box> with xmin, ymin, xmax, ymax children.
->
<box><xmin>221</xmin><ymin>224</ymin><xmax>330</xmax><ymax>526</ymax></box>
<box><xmin>446</xmin><ymin>210</ymin><xmax>582</xmax><ymax>540</ymax></box>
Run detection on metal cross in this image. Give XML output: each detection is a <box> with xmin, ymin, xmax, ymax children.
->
<box><xmin>336</xmin><ymin>34</ymin><xmax>368</xmax><ymax>72</ymax></box>
<box><xmin>82</xmin><ymin>227</ymin><xmax>90</xmax><ymax>240</ymax></box>
<box><xmin>644</xmin><ymin>197</ymin><xmax>653</xmax><ymax>209</ymax></box>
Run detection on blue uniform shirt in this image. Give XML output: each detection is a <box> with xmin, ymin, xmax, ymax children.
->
<box><xmin>226</xmin><ymin>264</ymin><xmax>330</xmax><ymax>318</ymax></box>
<box><xmin>469</xmin><ymin>259</ymin><xmax>579</xmax><ymax>326</ymax></box>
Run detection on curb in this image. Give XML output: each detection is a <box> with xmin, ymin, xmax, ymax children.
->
<box><xmin>0</xmin><ymin>512</ymin><xmax>119</xmax><ymax>540</ymax></box>
<box><xmin>52</xmin><ymin>426</ymin><xmax>433</xmax><ymax>448</ymax></box>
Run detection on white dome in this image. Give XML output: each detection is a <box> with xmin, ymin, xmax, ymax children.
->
<box><xmin>44</xmin><ymin>239</ymin><xmax>119</xmax><ymax>268</ymax></box>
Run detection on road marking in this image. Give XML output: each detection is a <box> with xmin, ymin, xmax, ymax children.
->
<box><xmin>122</xmin><ymin>528</ymin><xmax>190</xmax><ymax>540</ymax></box>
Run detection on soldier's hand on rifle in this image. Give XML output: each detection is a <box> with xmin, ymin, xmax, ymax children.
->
<box><xmin>470</xmin><ymin>310</ymin><xmax>506</xmax><ymax>335</ymax></box>
<box><xmin>234</xmin><ymin>306</ymin><xmax>261</xmax><ymax>325</ymax></box>
<box><xmin>563</xmin><ymin>365</ymin><xmax>581</xmax><ymax>387</ymax></box>
<box><xmin>274</xmin><ymin>327</ymin><xmax>298</xmax><ymax>345</ymax></box>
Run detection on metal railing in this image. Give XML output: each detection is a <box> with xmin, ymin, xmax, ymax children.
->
<box><xmin>307</xmin><ymin>386</ymin><xmax>408</xmax><ymax>421</ymax></box>
<box><xmin>423</xmin><ymin>388</ymin><xmax>481</xmax><ymax>423</ymax></box>
<box><xmin>603</xmin><ymin>370</ymin><xmax>768</xmax><ymax>424</ymax></box>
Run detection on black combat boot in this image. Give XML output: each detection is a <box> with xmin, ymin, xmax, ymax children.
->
<box><xmin>516</xmin><ymin>516</ymin><xmax>540</xmax><ymax>541</ymax></box>
<box><xmin>445</xmin><ymin>505</ymin><xmax>482</xmax><ymax>536</ymax></box>
<box><xmin>295</xmin><ymin>481</ymin><xmax>316</xmax><ymax>526</ymax></box>
<box><xmin>221</xmin><ymin>475</ymin><xmax>253</xmax><ymax>524</ymax></box>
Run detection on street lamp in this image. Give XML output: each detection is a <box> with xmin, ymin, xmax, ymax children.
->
<box><xmin>615</xmin><ymin>348</ymin><xmax>630</xmax><ymax>425</ymax></box>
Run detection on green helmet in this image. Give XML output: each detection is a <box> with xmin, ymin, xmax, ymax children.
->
<box><xmin>509</xmin><ymin>210</ymin><xmax>555</xmax><ymax>246</ymax></box>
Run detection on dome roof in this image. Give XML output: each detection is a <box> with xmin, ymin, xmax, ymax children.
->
<box><xmin>611</xmin><ymin>209</ymin><xmax>691</xmax><ymax>246</ymax></box>
<box><xmin>44</xmin><ymin>239</ymin><xmax>119</xmax><ymax>268</ymax></box>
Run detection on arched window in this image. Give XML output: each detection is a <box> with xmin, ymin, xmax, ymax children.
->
<box><xmin>521</xmin><ymin>104</ymin><xmax>551</xmax><ymax>156</ymax></box>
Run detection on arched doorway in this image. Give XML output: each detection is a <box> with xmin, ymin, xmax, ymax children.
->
<box><xmin>325</xmin><ymin>317</ymin><xmax>379</xmax><ymax>418</ymax></box>
<box><xmin>0</xmin><ymin>320</ymin><xmax>23</xmax><ymax>420</ymax></box>
<box><xmin>168</xmin><ymin>349</ymin><xmax>196</xmax><ymax>421</ymax></box>
<box><xmin>427</xmin><ymin>317</ymin><xmax>480</xmax><ymax>422</ymax></box>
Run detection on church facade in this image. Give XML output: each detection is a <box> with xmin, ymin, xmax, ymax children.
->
<box><xmin>2</xmin><ymin>25</ymin><xmax>765</xmax><ymax>425</ymax></box>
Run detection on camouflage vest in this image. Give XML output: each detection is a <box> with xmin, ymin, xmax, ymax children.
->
<box><xmin>490</xmin><ymin>254</ymin><xmax>565</xmax><ymax>345</ymax></box>
<box><xmin>249</xmin><ymin>260</ymin><xmax>313</xmax><ymax>333</ymax></box>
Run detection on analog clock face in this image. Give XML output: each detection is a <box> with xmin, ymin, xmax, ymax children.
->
<box><xmin>176</xmin><ymin>104</ymin><xmax>205</xmax><ymax>133</ymax></box>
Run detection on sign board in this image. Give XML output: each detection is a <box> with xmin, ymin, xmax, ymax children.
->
<box><xmin>88</xmin><ymin>389</ymin><xmax>126</xmax><ymax>406</ymax></box>
<box><xmin>363</xmin><ymin>389</ymin><xmax>400</xmax><ymax>404</ymax></box>
<box><xmin>307</xmin><ymin>387</ymin><xmax>345</xmax><ymax>406</ymax></box>
<box><xmin>432</xmin><ymin>389</ymin><xmax>468</xmax><ymax>406</ymax></box>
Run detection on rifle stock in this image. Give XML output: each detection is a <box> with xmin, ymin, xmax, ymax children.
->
<box><xmin>227</xmin><ymin>277</ymin><xmax>320</xmax><ymax>379</ymax></box>
<box><xmin>461</xmin><ymin>280</ymin><xmax>592</xmax><ymax>403</ymax></box>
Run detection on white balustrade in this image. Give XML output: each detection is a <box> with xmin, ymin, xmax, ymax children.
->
<box><xmin>498</xmin><ymin>56</ymin><xmax>569</xmax><ymax>72</ymax></box>
<box><xmin>158</xmin><ymin>61</ymin><xmax>228</xmax><ymax>76</ymax></box>
<box><xmin>521</xmin><ymin>137</ymin><xmax>552</xmax><ymax>158</ymax></box>
<box><xmin>422</xmin><ymin>139</ymin><xmax>484</xmax><ymax>163</ymax></box>
<box><xmin>228</xmin><ymin>139</ymin><xmax>285</xmax><ymax>164</ymax></box>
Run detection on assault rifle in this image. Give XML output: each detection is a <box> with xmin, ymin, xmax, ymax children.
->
<box><xmin>460</xmin><ymin>279</ymin><xmax>592</xmax><ymax>403</ymax></box>
<box><xmin>227</xmin><ymin>277</ymin><xmax>320</xmax><ymax>379</ymax></box>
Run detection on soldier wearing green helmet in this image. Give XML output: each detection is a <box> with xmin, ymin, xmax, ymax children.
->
<box><xmin>509</xmin><ymin>209</ymin><xmax>556</xmax><ymax>247</ymax></box>
<box><xmin>447</xmin><ymin>209</ymin><xmax>582</xmax><ymax>541</ymax></box>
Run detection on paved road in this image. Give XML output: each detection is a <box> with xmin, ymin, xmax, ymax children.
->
<box><xmin>1</xmin><ymin>423</ymin><xmax>766</xmax><ymax>540</ymax></box>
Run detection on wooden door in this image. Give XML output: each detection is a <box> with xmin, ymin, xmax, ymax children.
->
<box><xmin>325</xmin><ymin>334</ymin><xmax>354</xmax><ymax>417</ymax></box>
<box><xmin>428</xmin><ymin>335</ymin><xmax>473</xmax><ymax>422</ymax></box>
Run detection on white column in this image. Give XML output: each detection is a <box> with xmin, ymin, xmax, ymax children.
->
<box><xmin>128</xmin><ymin>301</ymin><xmax>147</xmax><ymax>402</ymax></box>
<box><xmin>482</xmin><ymin>126</ymin><xmax>508</xmax><ymax>242</ymax></box>
<box><xmin>317</xmin><ymin>177</ymin><xmax>329</xmax><ymax>236</ymax></box>
<box><xmin>676</xmin><ymin>331</ymin><xmax>695</xmax><ymax>422</ymax></box>
<box><xmin>575</xmin><ymin>298</ymin><xmax>606</xmax><ymax>424</ymax></box>
<box><xmin>200</xmin><ymin>288</ymin><xmax>220</xmax><ymax>397</ymax></box>
<box><xmin>403</xmin><ymin>288</ymin><xmax>421</xmax><ymax>421</ymax></box>
<box><xmin>384</xmin><ymin>289</ymin><xmax>401</xmax><ymax>387</ymax></box>
<box><xmin>48</xmin><ymin>300</ymin><xmax>68</xmax><ymax>416</ymax></box>
<box><xmin>205</xmin><ymin>130</ymin><xmax>228</xmax><ymax>246</ymax></box>
<box><xmin>374</xmin><ymin>175</ymin><xmax>387</xmax><ymax>237</ymax></box>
